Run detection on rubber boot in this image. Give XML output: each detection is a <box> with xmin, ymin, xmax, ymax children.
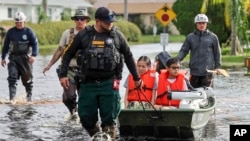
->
<box><xmin>102</xmin><ymin>125</ymin><xmax>116</xmax><ymax>141</ymax></box>
<box><xmin>24</xmin><ymin>78</ymin><xmax>33</xmax><ymax>102</ymax></box>
<box><xmin>85</xmin><ymin>125</ymin><xmax>100</xmax><ymax>137</ymax></box>
<box><xmin>70</xmin><ymin>108</ymin><xmax>79</xmax><ymax>121</ymax></box>
<box><xmin>26</xmin><ymin>90</ymin><xmax>32</xmax><ymax>102</ymax></box>
<box><xmin>9</xmin><ymin>86</ymin><xmax>17</xmax><ymax>101</ymax></box>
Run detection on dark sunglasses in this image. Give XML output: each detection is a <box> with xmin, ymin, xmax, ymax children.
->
<box><xmin>75</xmin><ymin>17</ymin><xmax>86</xmax><ymax>21</ymax></box>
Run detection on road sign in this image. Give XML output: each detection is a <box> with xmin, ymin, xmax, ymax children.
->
<box><xmin>160</xmin><ymin>33</ymin><xmax>168</xmax><ymax>46</ymax></box>
<box><xmin>155</xmin><ymin>4</ymin><xmax>176</xmax><ymax>26</ymax></box>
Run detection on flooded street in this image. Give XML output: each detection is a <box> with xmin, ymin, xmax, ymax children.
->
<box><xmin>0</xmin><ymin>43</ymin><xmax>250</xmax><ymax>141</ymax></box>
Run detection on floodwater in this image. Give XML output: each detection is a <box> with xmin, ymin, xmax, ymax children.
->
<box><xmin>0</xmin><ymin>43</ymin><xmax>250</xmax><ymax>141</ymax></box>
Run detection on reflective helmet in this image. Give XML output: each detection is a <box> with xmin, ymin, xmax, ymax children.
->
<box><xmin>14</xmin><ymin>11</ymin><xmax>26</xmax><ymax>22</ymax></box>
<box><xmin>194</xmin><ymin>14</ymin><xmax>208</xmax><ymax>23</ymax></box>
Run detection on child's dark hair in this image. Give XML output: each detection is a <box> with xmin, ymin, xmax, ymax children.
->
<box><xmin>155</xmin><ymin>51</ymin><xmax>172</xmax><ymax>74</ymax></box>
<box><xmin>166</xmin><ymin>57</ymin><xmax>180</xmax><ymax>67</ymax></box>
<box><xmin>137</xmin><ymin>56</ymin><xmax>151</xmax><ymax>67</ymax></box>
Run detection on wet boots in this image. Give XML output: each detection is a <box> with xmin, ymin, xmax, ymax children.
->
<box><xmin>102</xmin><ymin>125</ymin><xmax>116</xmax><ymax>141</ymax></box>
<box><xmin>85</xmin><ymin>125</ymin><xmax>117</xmax><ymax>141</ymax></box>
<box><xmin>26</xmin><ymin>91</ymin><xmax>32</xmax><ymax>102</ymax></box>
<box><xmin>9</xmin><ymin>86</ymin><xmax>32</xmax><ymax>102</ymax></box>
<box><xmin>85</xmin><ymin>125</ymin><xmax>100</xmax><ymax>137</ymax></box>
<box><xmin>9</xmin><ymin>86</ymin><xmax>17</xmax><ymax>101</ymax></box>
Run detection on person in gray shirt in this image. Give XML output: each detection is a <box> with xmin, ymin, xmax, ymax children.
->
<box><xmin>177</xmin><ymin>14</ymin><xmax>221</xmax><ymax>88</ymax></box>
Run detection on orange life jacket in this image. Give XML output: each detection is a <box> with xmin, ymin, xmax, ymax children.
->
<box><xmin>127</xmin><ymin>70</ymin><xmax>156</xmax><ymax>102</ymax></box>
<box><xmin>155</xmin><ymin>69</ymin><xmax>186</xmax><ymax>107</ymax></box>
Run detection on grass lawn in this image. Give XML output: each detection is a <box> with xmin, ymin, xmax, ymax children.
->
<box><xmin>39</xmin><ymin>34</ymin><xmax>186</xmax><ymax>49</ymax></box>
<box><xmin>39</xmin><ymin>34</ymin><xmax>249</xmax><ymax>70</ymax></box>
<box><xmin>130</xmin><ymin>34</ymin><xmax>186</xmax><ymax>45</ymax></box>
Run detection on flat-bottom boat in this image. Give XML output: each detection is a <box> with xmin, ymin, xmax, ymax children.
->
<box><xmin>118</xmin><ymin>87</ymin><xmax>216</xmax><ymax>140</ymax></box>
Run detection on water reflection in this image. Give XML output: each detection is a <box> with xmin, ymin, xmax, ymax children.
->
<box><xmin>57</xmin><ymin>123</ymin><xmax>89</xmax><ymax>141</ymax></box>
<box><xmin>7</xmin><ymin>105</ymin><xmax>36</xmax><ymax>121</ymax></box>
<box><xmin>202</xmin><ymin>115</ymin><xmax>217</xmax><ymax>140</ymax></box>
<box><xmin>6</xmin><ymin>105</ymin><xmax>37</xmax><ymax>140</ymax></box>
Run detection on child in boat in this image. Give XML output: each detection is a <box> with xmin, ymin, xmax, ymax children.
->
<box><xmin>154</xmin><ymin>51</ymin><xmax>172</xmax><ymax>74</ymax></box>
<box><xmin>123</xmin><ymin>56</ymin><xmax>157</xmax><ymax>109</ymax></box>
<box><xmin>155</xmin><ymin>57</ymin><xmax>188</xmax><ymax>108</ymax></box>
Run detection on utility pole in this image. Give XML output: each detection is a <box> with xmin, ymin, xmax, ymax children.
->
<box><xmin>124</xmin><ymin>0</ymin><xmax>128</xmax><ymax>21</ymax></box>
<box><xmin>42</xmin><ymin>0</ymin><xmax>47</xmax><ymax>15</ymax></box>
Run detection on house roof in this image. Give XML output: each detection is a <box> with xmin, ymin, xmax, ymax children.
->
<box><xmin>0</xmin><ymin>0</ymin><xmax>92</xmax><ymax>8</ymax></box>
<box><xmin>94</xmin><ymin>0</ymin><xmax>176</xmax><ymax>9</ymax></box>
<box><xmin>107</xmin><ymin>3</ymin><xmax>174</xmax><ymax>14</ymax></box>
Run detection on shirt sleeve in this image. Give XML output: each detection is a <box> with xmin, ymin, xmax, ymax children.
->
<box><xmin>1</xmin><ymin>29</ymin><xmax>11</xmax><ymax>60</ymax></box>
<box><xmin>59</xmin><ymin>29</ymin><xmax>70</xmax><ymax>47</ymax></box>
<box><xmin>59</xmin><ymin>31</ymin><xmax>81</xmax><ymax>78</ymax></box>
<box><xmin>212</xmin><ymin>34</ymin><xmax>221</xmax><ymax>69</ymax></box>
<box><xmin>28</xmin><ymin>28</ymin><xmax>39</xmax><ymax>57</ymax></box>
<box><xmin>117</xmin><ymin>31</ymin><xmax>140</xmax><ymax>81</ymax></box>
<box><xmin>177</xmin><ymin>35</ymin><xmax>191</xmax><ymax>61</ymax></box>
<box><xmin>123</xmin><ymin>76</ymin><xmax>129</xmax><ymax>88</ymax></box>
<box><xmin>153</xmin><ymin>75</ymin><xmax>158</xmax><ymax>90</ymax></box>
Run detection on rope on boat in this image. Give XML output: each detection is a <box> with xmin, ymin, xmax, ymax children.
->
<box><xmin>135</xmin><ymin>89</ymin><xmax>165</xmax><ymax>137</ymax></box>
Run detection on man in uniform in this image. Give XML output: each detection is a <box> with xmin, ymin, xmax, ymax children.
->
<box><xmin>59</xmin><ymin>7</ymin><xmax>142</xmax><ymax>141</ymax></box>
<box><xmin>43</xmin><ymin>9</ymin><xmax>90</xmax><ymax>120</ymax></box>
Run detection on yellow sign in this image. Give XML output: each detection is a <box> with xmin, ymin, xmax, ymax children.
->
<box><xmin>155</xmin><ymin>4</ymin><xmax>176</xmax><ymax>26</ymax></box>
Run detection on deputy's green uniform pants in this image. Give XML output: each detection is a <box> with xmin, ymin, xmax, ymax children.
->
<box><xmin>78</xmin><ymin>78</ymin><xmax>121</xmax><ymax>130</ymax></box>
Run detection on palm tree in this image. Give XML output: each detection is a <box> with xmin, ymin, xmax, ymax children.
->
<box><xmin>201</xmin><ymin>0</ymin><xmax>250</xmax><ymax>55</ymax></box>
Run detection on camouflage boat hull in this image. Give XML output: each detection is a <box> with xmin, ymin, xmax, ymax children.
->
<box><xmin>118</xmin><ymin>97</ymin><xmax>215</xmax><ymax>140</ymax></box>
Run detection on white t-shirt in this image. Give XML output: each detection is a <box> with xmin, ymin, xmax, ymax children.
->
<box><xmin>167</xmin><ymin>78</ymin><xmax>188</xmax><ymax>90</ymax></box>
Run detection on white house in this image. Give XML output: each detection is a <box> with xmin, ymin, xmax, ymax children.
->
<box><xmin>0</xmin><ymin>0</ymin><xmax>92</xmax><ymax>23</ymax></box>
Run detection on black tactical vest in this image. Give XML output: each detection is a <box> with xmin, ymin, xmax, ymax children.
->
<box><xmin>85</xmin><ymin>37</ymin><xmax>120</xmax><ymax>71</ymax></box>
<box><xmin>77</xmin><ymin>25</ymin><xmax>123</xmax><ymax>79</ymax></box>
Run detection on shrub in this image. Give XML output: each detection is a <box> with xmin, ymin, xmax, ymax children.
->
<box><xmin>1</xmin><ymin>20</ymin><xmax>141</xmax><ymax>45</ymax></box>
<box><xmin>115</xmin><ymin>21</ymin><xmax>141</xmax><ymax>42</ymax></box>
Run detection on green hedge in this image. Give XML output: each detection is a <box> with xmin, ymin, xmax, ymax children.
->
<box><xmin>0</xmin><ymin>20</ymin><xmax>141</xmax><ymax>46</ymax></box>
<box><xmin>114</xmin><ymin>21</ymin><xmax>141</xmax><ymax>42</ymax></box>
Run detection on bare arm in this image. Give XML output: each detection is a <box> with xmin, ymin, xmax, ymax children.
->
<box><xmin>124</xmin><ymin>89</ymin><xmax>129</xmax><ymax>109</ymax></box>
<box><xmin>151</xmin><ymin>90</ymin><xmax>156</xmax><ymax>105</ymax></box>
<box><xmin>43</xmin><ymin>46</ymin><xmax>64</xmax><ymax>74</ymax></box>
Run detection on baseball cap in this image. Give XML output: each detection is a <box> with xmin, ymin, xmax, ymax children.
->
<box><xmin>71</xmin><ymin>9</ymin><xmax>90</xmax><ymax>21</ymax></box>
<box><xmin>95</xmin><ymin>7</ymin><xmax>117</xmax><ymax>23</ymax></box>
